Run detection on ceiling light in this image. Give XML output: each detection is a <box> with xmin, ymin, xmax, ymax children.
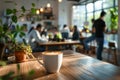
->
<box><xmin>40</xmin><ymin>8</ymin><xmax>44</xmax><ymax>12</ymax></box>
<box><xmin>36</xmin><ymin>9</ymin><xmax>40</xmax><ymax>14</ymax></box>
<box><xmin>47</xmin><ymin>3</ymin><xmax>51</xmax><ymax>7</ymax></box>
<box><xmin>58</xmin><ymin>0</ymin><xmax>62</xmax><ymax>2</ymax></box>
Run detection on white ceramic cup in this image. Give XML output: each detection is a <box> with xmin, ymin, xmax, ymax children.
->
<box><xmin>42</xmin><ymin>51</ymin><xmax>63</xmax><ymax>73</ymax></box>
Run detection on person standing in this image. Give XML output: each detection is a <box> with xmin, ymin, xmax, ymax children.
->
<box><xmin>83</xmin><ymin>18</ymin><xmax>95</xmax><ymax>54</ymax></box>
<box><xmin>93</xmin><ymin>11</ymin><xmax>106</xmax><ymax>60</ymax></box>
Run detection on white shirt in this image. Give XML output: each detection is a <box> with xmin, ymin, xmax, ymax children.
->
<box><xmin>28</xmin><ymin>30</ymin><xmax>48</xmax><ymax>49</ymax></box>
<box><xmin>61</xmin><ymin>27</ymin><xmax>70</xmax><ymax>33</ymax></box>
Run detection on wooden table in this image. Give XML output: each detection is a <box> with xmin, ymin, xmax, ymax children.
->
<box><xmin>0</xmin><ymin>52</ymin><xmax>120</xmax><ymax>80</ymax></box>
<box><xmin>38</xmin><ymin>40</ymin><xmax>80</xmax><ymax>50</ymax></box>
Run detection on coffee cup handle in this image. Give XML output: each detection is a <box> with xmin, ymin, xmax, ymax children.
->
<box><xmin>36</xmin><ymin>58</ymin><xmax>44</xmax><ymax>67</ymax></box>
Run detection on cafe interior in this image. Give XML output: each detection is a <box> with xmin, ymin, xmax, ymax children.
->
<box><xmin>0</xmin><ymin>0</ymin><xmax>120</xmax><ymax>80</ymax></box>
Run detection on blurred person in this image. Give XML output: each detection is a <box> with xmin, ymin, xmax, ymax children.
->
<box><xmin>41</xmin><ymin>28</ymin><xmax>48</xmax><ymax>38</ymax></box>
<box><xmin>29</xmin><ymin>24</ymin><xmax>48</xmax><ymax>52</ymax></box>
<box><xmin>72</xmin><ymin>25</ymin><xmax>80</xmax><ymax>40</ymax></box>
<box><xmin>93</xmin><ymin>11</ymin><xmax>106</xmax><ymax>60</ymax></box>
<box><xmin>83</xmin><ymin>18</ymin><xmax>95</xmax><ymax>54</ymax></box>
<box><xmin>53</xmin><ymin>27</ymin><xmax>62</xmax><ymax>41</ymax></box>
<box><xmin>28</xmin><ymin>21</ymin><xmax>36</xmax><ymax>34</ymax></box>
<box><xmin>61</xmin><ymin>24</ymin><xmax>70</xmax><ymax>39</ymax></box>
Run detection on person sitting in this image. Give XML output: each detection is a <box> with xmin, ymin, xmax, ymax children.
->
<box><xmin>28</xmin><ymin>24</ymin><xmax>48</xmax><ymax>52</ymax></box>
<box><xmin>41</xmin><ymin>28</ymin><xmax>48</xmax><ymax>38</ymax></box>
<box><xmin>71</xmin><ymin>25</ymin><xmax>80</xmax><ymax>52</ymax></box>
<box><xmin>61</xmin><ymin>24</ymin><xmax>70</xmax><ymax>39</ymax></box>
<box><xmin>53</xmin><ymin>30</ymin><xmax>62</xmax><ymax>42</ymax></box>
<box><xmin>83</xmin><ymin>18</ymin><xmax>95</xmax><ymax>54</ymax></box>
<box><xmin>72</xmin><ymin>25</ymin><xmax>80</xmax><ymax>41</ymax></box>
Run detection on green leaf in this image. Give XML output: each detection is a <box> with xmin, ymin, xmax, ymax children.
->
<box><xmin>15</xmin><ymin>25</ymin><xmax>20</xmax><ymax>30</ymax></box>
<box><xmin>21</xmin><ymin>26</ymin><xmax>25</xmax><ymax>30</ymax></box>
<box><xmin>13</xmin><ymin>77</ymin><xmax>17</xmax><ymax>80</ymax></box>
<box><xmin>0</xmin><ymin>77</ymin><xmax>2</xmax><ymax>80</ymax></box>
<box><xmin>0</xmin><ymin>19</ymin><xmax>2</xmax><ymax>24</ymax></box>
<box><xmin>1</xmin><ymin>71</ymin><xmax>14</xmax><ymax>80</ymax></box>
<box><xmin>32</xmin><ymin>3</ymin><xmax>35</xmax><ymax>7</ymax></box>
<box><xmin>0</xmin><ymin>61</ymin><xmax>6</xmax><ymax>66</ymax></box>
<box><xmin>6</xmin><ymin>8</ymin><xmax>13</xmax><ymax>15</ymax></box>
<box><xmin>13</xmin><ymin>32</ymin><xmax>18</xmax><ymax>38</ymax></box>
<box><xmin>28</xmin><ymin>70</ymin><xmax>35</xmax><ymax>76</ymax></box>
<box><xmin>21</xmin><ymin>6</ymin><xmax>26</xmax><ymax>13</ymax></box>
<box><xmin>19</xmin><ymin>32</ymin><xmax>25</xmax><ymax>38</ymax></box>
<box><xmin>19</xmin><ymin>14</ymin><xmax>24</xmax><ymax>18</ymax></box>
<box><xmin>31</xmin><ymin>8</ymin><xmax>36</xmax><ymax>14</ymax></box>
<box><xmin>0</xmin><ymin>26</ymin><xmax>3</xmax><ymax>32</ymax></box>
<box><xmin>13</xmin><ymin>9</ymin><xmax>17</xmax><ymax>14</ymax></box>
<box><xmin>17</xmin><ymin>64</ymin><xmax>20</xmax><ymax>71</ymax></box>
<box><xmin>12</xmin><ymin>15</ymin><xmax>17</xmax><ymax>23</ymax></box>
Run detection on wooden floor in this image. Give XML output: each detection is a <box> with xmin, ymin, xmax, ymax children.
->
<box><xmin>0</xmin><ymin>50</ymin><xmax>120</xmax><ymax>80</ymax></box>
<box><xmin>82</xmin><ymin>49</ymin><xmax>120</xmax><ymax>66</ymax></box>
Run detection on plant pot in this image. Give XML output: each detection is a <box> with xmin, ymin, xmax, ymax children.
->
<box><xmin>15</xmin><ymin>51</ymin><xmax>27</xmax><ymax>62</ymax></box>
<box><xmin>111</xmin><ymin>30</ymin><xmax>117</xmax><ymax>34</ymax></box>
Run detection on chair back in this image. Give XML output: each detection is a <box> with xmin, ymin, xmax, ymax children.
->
<box><xmin>108</xmin><ymin>42</ymin><xmax>116</xmax><ymax>49</ymax></box>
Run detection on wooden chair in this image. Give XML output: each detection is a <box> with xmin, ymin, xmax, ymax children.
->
<box><xmin>89</xmin><ymin>40</ymin><xmax>96</xmax><ymax>54</ymax></box>
<box><xmin>107</xmin><ymin>42</ymin><xmax>118</xmax><ymax>65</ymax></box>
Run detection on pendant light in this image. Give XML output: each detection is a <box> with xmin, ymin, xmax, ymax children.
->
<box><xmin>36</xmin><ymin>9</ymin><xmax>40</xmax><ymax>14</ymax></box>
<box><xmin>58</xmin><ymin>0</ymin><xmax>62</xmax><ymax>3</ymax></box>
<box><xmin>47</xmin><ymin>3</ymin><xmax>51</xmax><ymax>8</ymax></box>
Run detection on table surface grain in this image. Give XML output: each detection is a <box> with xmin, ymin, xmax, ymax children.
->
<box><xmin>0</xmin><ymin>52</ymin><xmax>120</xmax><ymax>80</ymax></box>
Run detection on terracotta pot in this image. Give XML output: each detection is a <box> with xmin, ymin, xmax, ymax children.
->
<box><xmin>15</xmin><ymin>51</ymin><xmax>27</xmax><ymax>62</ymax></box>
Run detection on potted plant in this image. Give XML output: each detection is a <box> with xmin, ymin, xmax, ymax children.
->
<box><xmin>14</xmin><ymin>42</ymin><xmax>32</xmax><ymax>62</ymax></box>
<box><xmin>0</xmin><ymin>2</ymin><xmax>36</xmax><ymax>60</ymax></box>
<box><xmin>109</xmin><ymin>7</ymin><xmax>118</xmax><ymax>33</ymax></box>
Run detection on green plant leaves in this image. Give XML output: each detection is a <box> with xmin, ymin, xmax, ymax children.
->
<box><xmin>6</xmin><ymin>8</ymin><xmax>13</xmax><ymax>15</ymax></box>
<box><xmin>32</xmin><ymin>3</ymin><xmax>35</xmax><ymax>7</ymax></box>
<box><xmin>109</xmin><ymin>7</ymin><xmax>118</xmax><ymax>30</ymax></box>
<box><xmin>28</xmin><ymin>70</ymin><xmax>35</xmax><ymax>76</ymax></box>
<box><xmin>12</xmin><ymin>15</ymin><xmax>17</xmax><ymax>23</ymax></box>
<box><xmin>11</xmin><ymin>25</ymin><xmax>25</xmax><ymax>38</ymax></box>
<box><xmin>0</xmin><ymin>19</ymin><xmax>2</xmax><ymax>24</ymax></box>
<box><xmin>0</xmin><ymin>61</ymin><xmax>6</xmax><ymax>66</ymax></box>
<box><xmin>0</xmin><ymin>71</ymin><xmax>14</xmax><ymax>80</ymax></box>
<box><xmin>31</xmin><ymin>8</ymin><xmax>36</xmax><ymax>14</ymax></box>
<box><xmin>17</xmin><ymin>64</ymin><xmax>20</xmax><ymax>72</ymax></box>
<box><xmin>13</xmin><ymin>9</ymin><xmax>17</xmax><ymax>14</ymax></box>
<box><xmin>0</xmin><ymin>3</ymin><xmax>37</xmax><ymax>79</ymax></box>
<box><xmin>19</xmin><ymin>32</ymin><xmax>25</xmax><ymax>38</ymax></box>
<box><xmin>21</xmin><ymin>6</ymin><xmax>26</xmax><ymax>13</ymax></box>
<box><xmin>31</xmin><ymin>3</ymin><xmax>36</xmax><ymax>14</ymax></box>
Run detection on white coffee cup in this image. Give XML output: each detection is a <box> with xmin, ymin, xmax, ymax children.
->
<box><xmin>42</xmin><ymin>51</ymin><xmax>63</xmax><ymax>73</ymax></box>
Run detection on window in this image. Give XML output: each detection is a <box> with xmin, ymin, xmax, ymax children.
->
<box><xmin>95</xmin><ymin>0</ymin><xmax>102</xmax><ymax>10</ymax></box>
<box><xmin>115</xmin><ymin>0</ymin><xmax>118</xmax><ymax>6</ymax></box>
<box><xmin>87</xmin><ymin>3</ymin><xmax>93</xmax><ymax>12</ymax></box>
<box><xmin>103</xmin><ymin>0</ymin><xmax>114</xmax><ymax>8</ymax></box>
<box><xmin>104</xmin><ymin>9</ymin><xmax>111</xmax><ymax>30</ymax></box>
<box><xmin>72</xmin><ymin>5</ymin><xmax>85</xmax><ymax>30</ymax></box>
<box><xmin>95</xmin><ymin>11</ymin><xmax>101</xmax><ymax>19</ymax></box>
<box><xmin>87</xmin><ymin>13</ymin><xmax>93</xmax><ymax>30</ymax></box>
<box><xmin>72</xmin><ymin>0</ymin><xmax>118</xmax><ymax>28</ymax></box>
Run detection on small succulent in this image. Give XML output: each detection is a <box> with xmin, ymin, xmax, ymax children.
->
<box><xmin>15</xmin><ymin>43</ymin><xmax>32</xmax><ymax>54</ymax></box>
